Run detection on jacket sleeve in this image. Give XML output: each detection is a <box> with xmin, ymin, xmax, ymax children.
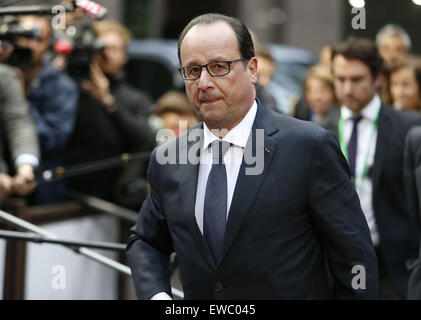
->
<box><xmin>0</xmin><ymin>64</ymin><xmax>40</xmax><ymax>164</ymax></box>
<box><xmin>126</xmin><ymin>148</ymin><xmax>174</xmax><ymax>299</ymax></box>
<box><xmin>308</xmin><ymin>129</ymin><xmax>379</xmax><ymax>299</ymax></box>
<box><xmin>404</xmin><ymin>127</ymin><xmax>421</xmax><ymax>230</ymax></box>
<box><xmin>109</xmin><ymin>88</ymin><xmax>155</xmax><ymax>152</ymax></box>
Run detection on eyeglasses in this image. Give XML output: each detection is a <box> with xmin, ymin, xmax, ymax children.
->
<box><xmin>178</xmin><ymin>58</ymin><xmax>246</xmax><ymax>80</ymax></box>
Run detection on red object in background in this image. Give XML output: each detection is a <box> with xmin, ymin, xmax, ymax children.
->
<box><xmin>53</xmin><ymin>39</ymin><xmax>73</xmax><ymax>56</ymax></box>
<box><xmin>75</xmin><ymin>0</ymin><xmax>108</xmax><ymax>20</ymax></box>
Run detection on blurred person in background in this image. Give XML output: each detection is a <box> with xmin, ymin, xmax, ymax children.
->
<box><xmin>252</xmin><ymin>34</ymin><xmax>292</xmax><ymax>114</ymax></box>
<box><xmin>332</xmin><ymin>37</ymin><xmax>421</xmax><ymax>299</ymax></box>
<box><xmin>254</xmin><ymin>43</ymin><xmax>280</xmax><ymax>113</ymax></box>
<box><xmin>376</xmin><ymin>24</ymin><xmax>411</xmax><ymax>71</ymax></box>
<box><xmin>150</xmin><ymin>90</ymin><xmax>199</xmax><ymax>141</ymax></box>
<box><xmin>375</xmin><ymin>24</ymin><xmax>412</xmax><ymax>105</ymax></box>
<box><xmin>294</xmin><ymin>64</ymin><xmax>339</xmax><ymax>134</ymax></box>
<box><xmin>65</xmin><ymin>20</ymin><xmax>155</xmax><ymax>209</ymax></box>
<box><xmin>319</xmin><ymin>44</ymin><xmax>333</xmax><ymax>68</ymax></box>
<box><xmin>0</xmin><ymin>63</ymin><xmax>40</xmax><ymax>199</ymax></box>
<box><xmin>390</xmin><ymin>58</ymin><xmax>421</xmax><ymax>113</ymax></box>
<box><xmin>16</xmin><ymin>15</ymin><xmax>79</xmax><ymax>204</ymax></box>
<box><xmin>403</xmin><ymin>125</ymin><xmax>421</xmax><ymax>299</ymax></box>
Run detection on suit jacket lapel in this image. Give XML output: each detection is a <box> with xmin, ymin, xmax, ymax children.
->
<box><xmin>372</xmin><ymin>105</ymin><xmax>393</xmax><ymax>192</ymax></box>
<box><xmin>221</xmin><ymin>103</ymin><xmax>278</xmax><ymax>264</ymax></box>
<box><xmin>177</xmin><ymin>125</ymin><xmax>217</xmax><ymax>270</ymax></box>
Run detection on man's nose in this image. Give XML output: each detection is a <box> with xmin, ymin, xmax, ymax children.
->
<box><xmin>343</xmin><ymin>80</ymin><xmax>353</xmax><ymax>94</ymax></box>
<box><xmin>197</xmin><ymin>67</ymin><xmax>215</xmax><ymax>90</ymax></box>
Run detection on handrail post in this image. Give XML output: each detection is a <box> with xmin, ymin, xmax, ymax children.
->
<box><xmin>2</xmin><ymin>198</ymin><xmax>28</xmax><ymax>300</ymax></box>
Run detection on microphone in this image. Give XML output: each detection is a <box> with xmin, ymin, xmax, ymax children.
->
<box><xmin>73</xmin><ymin>0</ymin><xmax>108</xmax><ymax>20</ymax></box>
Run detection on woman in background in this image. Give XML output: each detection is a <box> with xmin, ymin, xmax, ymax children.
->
<box><xmin>294</xmin><ymin>64</ymin><xmax>339</xmax><ymax>134</ymax></box>
<box><xmin>390</xmin><ymin>58</ymin><xmax>421</xmax><ymax>113</ymax></box>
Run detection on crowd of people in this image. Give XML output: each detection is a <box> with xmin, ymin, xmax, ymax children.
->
<box><xmin>252</xmin><ymin>23</ymin><xmax>421</xmax><ymax>299</ymax></box>
<box><xmin>1</xmin><ymin>11</ymin><xmax>421</xmax><ymax>300</ymax></box>
<box><xmin>0</xmin><ymin>15</ymin><xmax>197</xmax><ymax>211</ymax></box>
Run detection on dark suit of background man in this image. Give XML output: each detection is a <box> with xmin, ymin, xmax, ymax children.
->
<box><xmin>404</xmin><ymin>126</ymin><xmax>421</xmax><ymax>299</ymax></box>
<box><xmin>127</xmin><ymin>13</ymin><xmax>379</xmax><ymax>300</ymax></box>
<box><xmin>331</xmin><ymin>37</ymin><xmax>421</xmax><ymax>299</ymax></box>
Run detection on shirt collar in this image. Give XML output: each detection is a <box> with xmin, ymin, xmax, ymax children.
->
<box><xmin>203</xmin><ymin>100</ymin><xmax>258</xmax><ymax>151</ymax></box>
<box><xmin>340</xmin><ymin>94</ymin><xmax>381</xmax><ymax>122</ymax></box>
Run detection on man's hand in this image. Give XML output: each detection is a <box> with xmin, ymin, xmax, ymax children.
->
<box><xmin>13</xmin><ymin>163</ymin><xmax>37</xmax><ymax>196</ymax></box>
<box><xmin>80</xmin><ymin>59</ymin><xmax>116</xmax><ymax>113</ymax></box>
<box><xmin>0</xmin><ymin>173</ymin><xmax>14</xmax><ymax>197</ymax></box>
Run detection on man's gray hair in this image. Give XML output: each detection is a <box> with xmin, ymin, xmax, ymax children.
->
<box><xmin>375</xmin><ymin>23</ymin><xmax>411</xmax><ymax>50</ymax></box>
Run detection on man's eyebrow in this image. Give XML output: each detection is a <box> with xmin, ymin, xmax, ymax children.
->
<box><xmin>183</xmin><ymin>56</ymin><xmax>230</xmax><ymax>65</ymax></box>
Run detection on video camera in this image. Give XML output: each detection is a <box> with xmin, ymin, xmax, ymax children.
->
<box><xmin>0</xmin><ymin>16</ymin><xmax>40</xmax><ymax>70</ymax></box>
<box><xmin>0</xmin><ymin>0</ymin><xmax>107</xmax><ymax>77</ymax></box>
<box><xmin>54</xmin><ymin>21</ymin><xmax>105</xmax><ymax>80</ymax></box>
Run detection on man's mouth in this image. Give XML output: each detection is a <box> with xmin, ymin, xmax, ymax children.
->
<box><xmin>200</xmin><ymin>98</ymin><xmax>220</xmax><ymax>105</ymax></box>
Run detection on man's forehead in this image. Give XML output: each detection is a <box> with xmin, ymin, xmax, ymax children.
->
<box><xmin>183</xmin><ymin>21</ymin><xmax>235</xmax><ymax>45</ymax></box>
<box><xmin>180</xmin><ymin>21</ymin><xmax>239</xmax><ymax>62</ymax></box>
<box><xmin>100</xmin><ymin>32</ymin><xmax>125</xmax><ymax>45</ymax></box>
<box><xmin>333</xmin><ymin>56</ymin><xmax>371</xmax><ymax>75</ymax></box>
<box><xmin>381</xmin><ymin>34</ymin><xmax>405</xmax><ymax>46</ymax></box>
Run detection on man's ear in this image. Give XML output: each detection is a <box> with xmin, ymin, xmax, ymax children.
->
<box><xmin>247</xmin><ymin>57</ymin><xmax>258</xmax><ymax>84</ymax></box>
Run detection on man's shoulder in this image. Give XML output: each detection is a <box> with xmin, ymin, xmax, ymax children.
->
<box><xmin>381</xmin><ymin>104</ymin><xmax>421</xmax><ymax>126</ymax></box>
<box><xmin>39</xmin><ymin>62</ymin><xmax>76</xmax><ymax>88</ymax></box>
<box><xmin>269</xmin><ymin>110</ymin><xmax>331</xmax><ymax>143</ymax></box>
<box><xmin>160</xmin><ymin>122</ymin><xmax>202</xmax><ymax>145</ymax></box>
<box><xmin>407</xmin><ymin>125</ymin><xmax>421</xmax><ymax>145</ymax></box>
<box><xmin>151</xmin><ymin>122</ymin><xmax>203</xmax><ymax>160</ymax></box>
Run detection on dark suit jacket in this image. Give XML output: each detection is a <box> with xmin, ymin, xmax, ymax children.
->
<box><xmin>404</xmin><ymin>125</ymin><xmax>421</xmax><ymax>299</ymax></box>
<box><xmin>127</xmin><ymin>102</ymin><xmax>378</xmax><ymax>299</ymax></box>
<box><xmin>337</xmin><ymin>104</ymin><xmax>421</xmax><ymax>298</ymax></box>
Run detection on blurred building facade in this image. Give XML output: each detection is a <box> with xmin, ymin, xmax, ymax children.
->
<box><xmin>121</xmin><ymin>0</ymin><xmax>344</xmax><ymax>55</ymax></box>
<box><xmin>10</xmin><ymin>1</ymin><xmax>421</xmax><ymax>54</ymax></box>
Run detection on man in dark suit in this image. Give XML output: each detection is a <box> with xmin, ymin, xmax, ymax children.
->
<box><xmin>404</xmin><ymin>126</ymin><xmax>421</xmax><ymax>299</ymax></box>
<box><xmin>331</xmin><ymin>37</ymin><xmax>421</xmax><ymax>299</ymax></box>
<box><xmin>127</xmin><ymin>14</ymin><xmax>379</xmax><ymax>300</ymax></box>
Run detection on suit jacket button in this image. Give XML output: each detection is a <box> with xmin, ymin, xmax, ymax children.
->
<box><xmin>214</xmin><ymin>282</ymin><xmax>223</xmax><ymax>292</ymax></box>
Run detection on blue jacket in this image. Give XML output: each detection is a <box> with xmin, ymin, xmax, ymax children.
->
<box><xmin>28</xmin><ymin>61</ymin><xmax>79</xmax><ymax>203</ymax></box>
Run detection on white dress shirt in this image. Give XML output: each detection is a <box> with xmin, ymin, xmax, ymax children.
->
<box><xmin>194</xmin><ymin>100</ymin><xmax>257</xmax><ymax>233</ymax></box>
<box><xmin>340</xmin><ymin>94</ymin><xmax>381</xmax><ymax>246</ymax></box>
<box><xmin>15</xmin><ymin>154</ymin><xmax>39</xmax><ymax>169</ymax></box>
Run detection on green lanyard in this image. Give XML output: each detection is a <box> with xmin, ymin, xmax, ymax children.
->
<box><xmin>338</xmin><ymin>109</ymin><xmax>380</xmax><ymax>189</ymax></box>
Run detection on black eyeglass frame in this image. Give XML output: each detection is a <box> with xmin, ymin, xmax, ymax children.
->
<box><xmin>178</xmin><ymin>58</ymin><xmax>246</xmax><ymax>80</ymax></box>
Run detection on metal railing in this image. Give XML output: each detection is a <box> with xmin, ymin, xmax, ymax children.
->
<box><xmin>0</xmin><ymin>197</ymin><xmax>183</xmax><ymax>300</ymax></box>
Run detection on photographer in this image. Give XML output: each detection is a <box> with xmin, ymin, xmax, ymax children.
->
<box><xmin>16</xmin><ymin>15</ymin><xmax>79</xmax><ymax>204</ymax></box>
<box><xmin>65</xmin><ymin>20</ymin><xmax>155</xmax><ymax>209</ymax></box>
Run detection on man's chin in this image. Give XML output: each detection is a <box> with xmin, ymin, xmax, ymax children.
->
<box><xmin>200</xmin><ymin>113</ymin><xmax>229</xmax><ymax>130</ymax></box>
<box><xmin>342</xmin><ymin>100</ymin><xmax>361</xmax><ymax>113</ymax></box>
